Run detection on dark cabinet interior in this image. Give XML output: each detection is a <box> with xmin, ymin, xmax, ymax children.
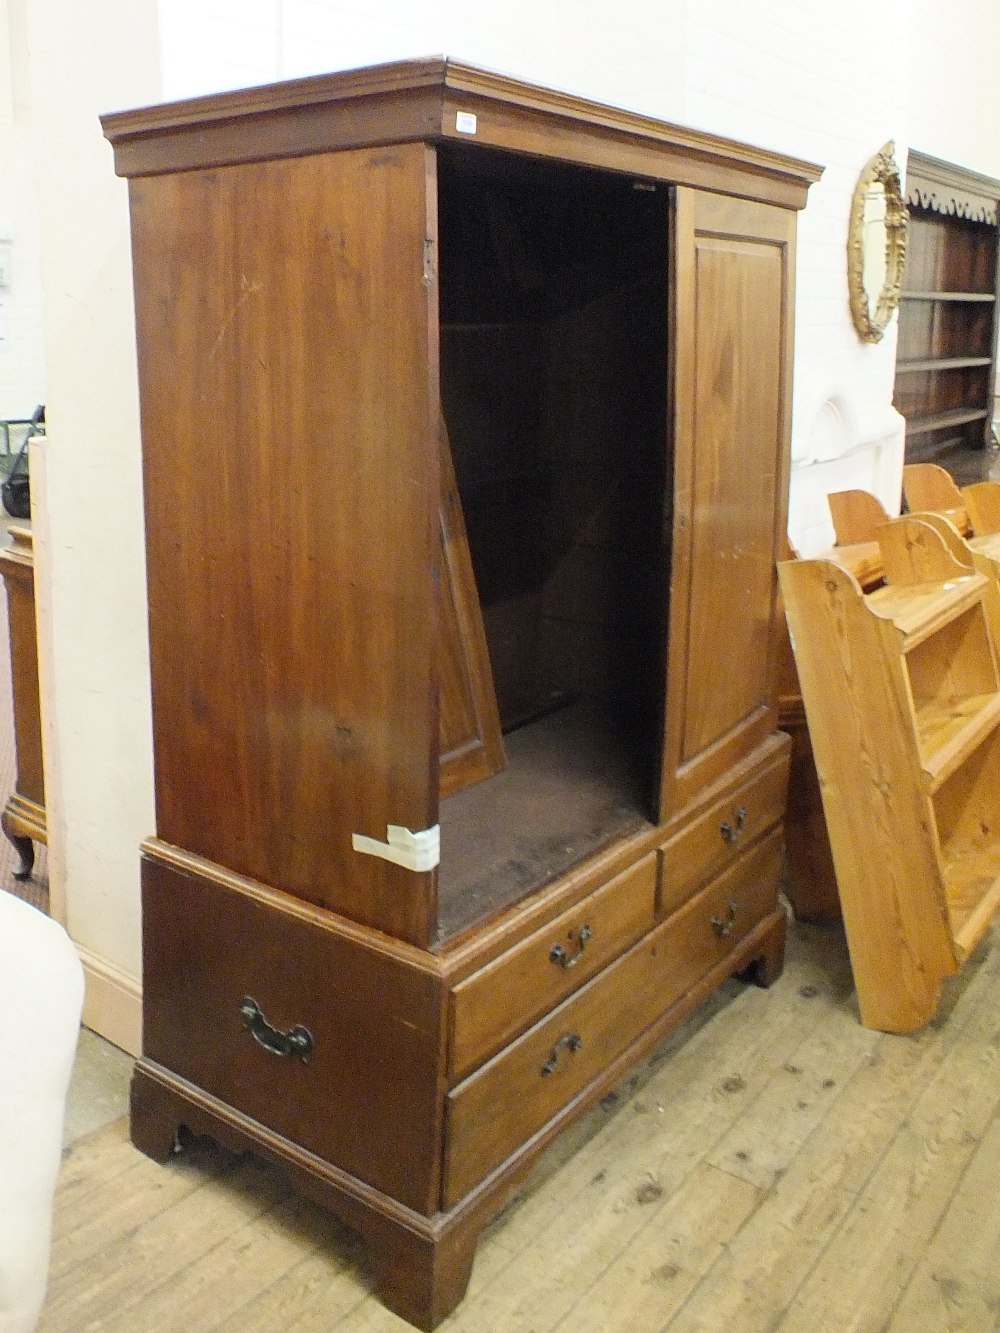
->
<box><xmin>437</xmin><ymin>144</ymin><xmax>670</xmax><ymax>936</ymax></box>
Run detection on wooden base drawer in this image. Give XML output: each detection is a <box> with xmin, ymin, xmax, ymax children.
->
<box><xmin>449</xmin><ymin>853</ymin><xmax>658</xmax><ymax>1080</ymax></box>
<box><xmin>659</xmin><ymin>743</ymin><xmax>790</xmax><ymax>916</ymax></box>
<box><xmin>443</xmin><ymin>829</ymin><xmax>783</xmax><ymax>1206</ymax></box>
<box><xmin>139</xmin><ymin>854</ymin><xmax>446</xmax><ymax>1214</ymax></box>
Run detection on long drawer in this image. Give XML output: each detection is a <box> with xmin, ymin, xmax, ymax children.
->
<box><xmin>443</xmin><ymin>829</ymin><xmax>783</xmax><ymax>1207</ymax></box>
<box><xmin>659</xmin><ymin>743</ymin><xmax>789</xmax><ymax>916</ymax></box>
<box><xmin>449</xmin><ymin>854</ymin><xmax>658</xmax><ymax>1080</ymax></box>
<box><xmin>140</xmin><ymin>855</ymin><xmax>446</xmax><ymax>1215</ymax></box>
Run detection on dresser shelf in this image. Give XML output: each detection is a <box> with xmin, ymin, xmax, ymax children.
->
<box><xmin>896</xmin><ymin>355</ymin><xmax>993</xmax><ymax>373</ymax></box>
<box><xmin>904</xmin><ymin>407</ymin><xmax>991</xmax><ymax>437</ymax></box>
<box><xmin>895</xmin><ymin>153</ymin><xmax>1000</xmax><ymax>462</ymax></box>
<box><xmin>900</xmin><ymin>290</ymin><xmax>996</xmax><ymax>303</ymax></box>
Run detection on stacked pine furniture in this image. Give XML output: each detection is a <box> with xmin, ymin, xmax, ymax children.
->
<box><xmin>902</xmin><ymin>461</ymin><xmax>972</xmax><ymax>535</ymax></box>
<box><xmin>781</xmin><ymin>513</ymin><xmax>1000</xmax><ymax>1033</ymax></box>
<box><xmin>102</xmin><ymin>59</ymin><xmax>820</xmax><ymax>1329</ymax></box>
<box><xmin>782</xmin><ymin>468</ymin><xmax>1000</xmax><ymax>931</ymax></box>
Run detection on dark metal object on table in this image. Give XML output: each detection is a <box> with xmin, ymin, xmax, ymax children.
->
<box><xmin>0</xmin><ymin>406</ymin><xmax>44</xmax><ymax>519</ymax></box>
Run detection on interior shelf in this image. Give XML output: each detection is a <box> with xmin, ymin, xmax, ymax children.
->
<box><xmin>904</xmin><ymin>408</ymin><xmax>991</xmax><ymax>437</ymax></box>
<box><xmin>915</xmin><ymin>692</ymin><xmax>1000</xmax><ymax>791</ymax></box>
<box><xmin>902</xmin><ymin>588</ymin><xmax>1000</xmax><ymax>786</ymax></box>
<box><xmin>943</xmin><ymin>843</ymin><xmax>1000</xmax><ymax>958</ymax></box>
<box><xmin>867</xmin><ymin>572</ymin><xmax>987</xmax><ymax>646</ymax></box>
<box><xmin>896</xmin><ymin>356</ymin><xmax>993</xmax><ymax>374</ymax></box>
<box><xmin>900</xmin><ymin>291</ymin><xmax>996</xmax><ymax>303</ymax></box>
<box><xmin>932</xmin><ymin>710</ymin><xmax>1000</xmax><ymax>958</ymax></box>
<box><xmin>437</xmin><ymin>704</ymin><xmax>650</xmax><ymax>940</ymax></box>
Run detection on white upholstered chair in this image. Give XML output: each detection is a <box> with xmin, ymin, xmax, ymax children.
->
<box><xmin>0</xmin><ymin>892</ymin><xmax>84</xmax><ymax>1333</ymax></box>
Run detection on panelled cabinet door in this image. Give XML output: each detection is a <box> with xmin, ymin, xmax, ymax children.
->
<box><xmin>660</xmin><ymin>190</ymin><xmax>796</xmax><ymax>817</ymax></box>
<box><xmin>131</xmin><ymin>143</ymin><xmax>441</xmax><ymax>946</ymax></box>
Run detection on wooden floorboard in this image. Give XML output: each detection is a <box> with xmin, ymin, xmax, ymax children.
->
<box><xmin>886</xmin><ymin>1113</ymin><xmax>1000</xmax><ymax>1331</ymax></box>
<box><xmin>38</xmin><ymin>914</ymin><xmax>1000</xmax><ymax>1332</ymax></box>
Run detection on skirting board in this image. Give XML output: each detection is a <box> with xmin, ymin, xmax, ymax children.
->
<box><xmin>77</xmin><ymin>942</ymin><xmax>142</xmax><ymax>1057</ymax></box>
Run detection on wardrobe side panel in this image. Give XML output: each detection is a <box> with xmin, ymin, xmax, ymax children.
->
<box><xmin>129</xmin><ymin>144</ymin><xmax>440</xmax><ymax>946</ymax></box>
<box><xmin>663</xmin><ymin>191</ymin><xmax>795</xmax><ymax>816</ymax></box>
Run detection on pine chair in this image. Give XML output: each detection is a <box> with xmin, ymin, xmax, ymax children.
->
<box><xmin>961</xmin><ymin>480</ymin><xmax>1000</xmax><ymax>536</ymax></box>
<box><xmin>902</xmin><ymin>462</ymin><xmax>971</xmax><ymax>536</ymax></box>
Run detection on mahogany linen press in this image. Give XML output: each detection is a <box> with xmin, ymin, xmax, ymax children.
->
<box><xmin>102</xmin><ymin>58</ymin><xmax>820</xmax><ymax>1328</ymax></box>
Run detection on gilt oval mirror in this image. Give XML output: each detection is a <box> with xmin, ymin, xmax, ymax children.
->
<box><xmin>848</xmin><ymin>141</ymin><xmax>908</xmax><ymax>343</ymax></box>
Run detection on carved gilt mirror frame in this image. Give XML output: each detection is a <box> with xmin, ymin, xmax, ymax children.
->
<box><xmin>848</xmin><ymin>141</ymin><xmax>908</xmax><ymax>343</ymax></box>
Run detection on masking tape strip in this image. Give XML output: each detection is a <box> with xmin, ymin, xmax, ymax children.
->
<box><xmin>351</xmin><ymin>823</ymin><xmax>440</xmax><ymax>872</ymax></box>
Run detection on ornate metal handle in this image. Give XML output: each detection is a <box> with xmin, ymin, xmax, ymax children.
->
<box><xmin>710</xmin><ymin>901</ymin><xmax>738</xmax><ymax>939</ymax></box>
<box><xmin>720</xmin><ymin>806</ymin><xmax>747</xmax><ymax>844</ymax></box>
<box><xmin>239</xmin><ymin>997</ymin><xmax>314</xmax><ymax>1063</ymax></box>
<box><xmin>540</xmin><ymin>1032</ymin><xmax>583</xmax><ymax>1076</ymax></box>
<box><xmin>549</xmin><ymin>924</ymin><xmax>592</xmax><ymax>969</ymax></box>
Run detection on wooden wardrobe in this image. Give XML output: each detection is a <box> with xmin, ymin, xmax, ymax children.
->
<box><xmin>102</xmin><ymin>60</ymin><xmax>820</xmax><ymax>1329</ymax></box>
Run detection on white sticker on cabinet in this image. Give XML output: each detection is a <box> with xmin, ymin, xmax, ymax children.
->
<box><xmin>455</xmin><ymin>112</ymin><xmax>477</xmax><ymax>135</ymax></box>
<box><xmin>352</xmin><ymin>823</ymin><xmax>441</xmax><ymax>872</ymax></box>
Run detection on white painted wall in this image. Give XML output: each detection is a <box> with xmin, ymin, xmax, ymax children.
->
<box><xmin>909</xmin><ymin>0</ymin><xmax>1000</xmax><ymax>180</ymax></box>
<box><xmin>0</xmin><ymin>1</ymin><xmax>45</xmax><ymax>421</ymax></box>
<box><xmin>157</xmin><ymin>0</ymin><xmax>688</xmax><ymax>120</ymax></box>
<box><xmin>682</xmin><ymin>3</ymin><xmax>912</xmax><ymax>553</ymax></box>
<box><xmin>909</xmin><ymin>0</ymin><xmax>1000</xmax><ymax>410</ymax></box>
<box><xmin>152</xmin><ymin>0</ymin><xmax>912</xmax><ymax>554</ymax></box>
<box><xmin>23</xmin><ymin>0</ymin><xmax>159</xmax><ymax>1052</ymax></box>
<box><xmin>14</xmin><ymin>0</ymin><xmax>1000</xmax><ymax>1049</ymax></box>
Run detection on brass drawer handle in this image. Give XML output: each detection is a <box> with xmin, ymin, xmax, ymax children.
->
<box><xmin>720</xmin><ymin>806</ymin><xmax>747</xmax><ymax>844</ymax></box>
<box><xmin>549</xmin><ymin>924</ymin><xmax>593</xmax><ymax>969</ymax></box>
<box><xmin>239</xmin><ymin>997</ymin><xmax>314</xmax><ymax>1063</ymax></box>
<box><xmin>540</xmin><ymin>1032</ymin><xmax>583</xmax><ymax>1076</ymax></box>
<box><xmin>710</xmin><ymin>901</ymin><xmax>738</xmax><ymax>938</ymax></box>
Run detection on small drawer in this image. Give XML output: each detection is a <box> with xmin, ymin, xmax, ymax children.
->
<box><xmin>443</xmin><ymin>830</ymin><xmax>783</xmax><ymax>1206</ymax></box>
<box><xmin>659</xmin><ymin>749</ymin><xmax>789</xmax><ymax>916</ymax></box>
<box><xmin>449</xmin><ymin>854</ymin><xmax>657</xmax><ymax>1080</ymax></box>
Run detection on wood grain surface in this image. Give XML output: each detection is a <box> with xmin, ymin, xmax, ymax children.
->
<box><xmin>131</xmin><ymin>144</ymin><xmax>440</xmax><ymax>946</ymax></box>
